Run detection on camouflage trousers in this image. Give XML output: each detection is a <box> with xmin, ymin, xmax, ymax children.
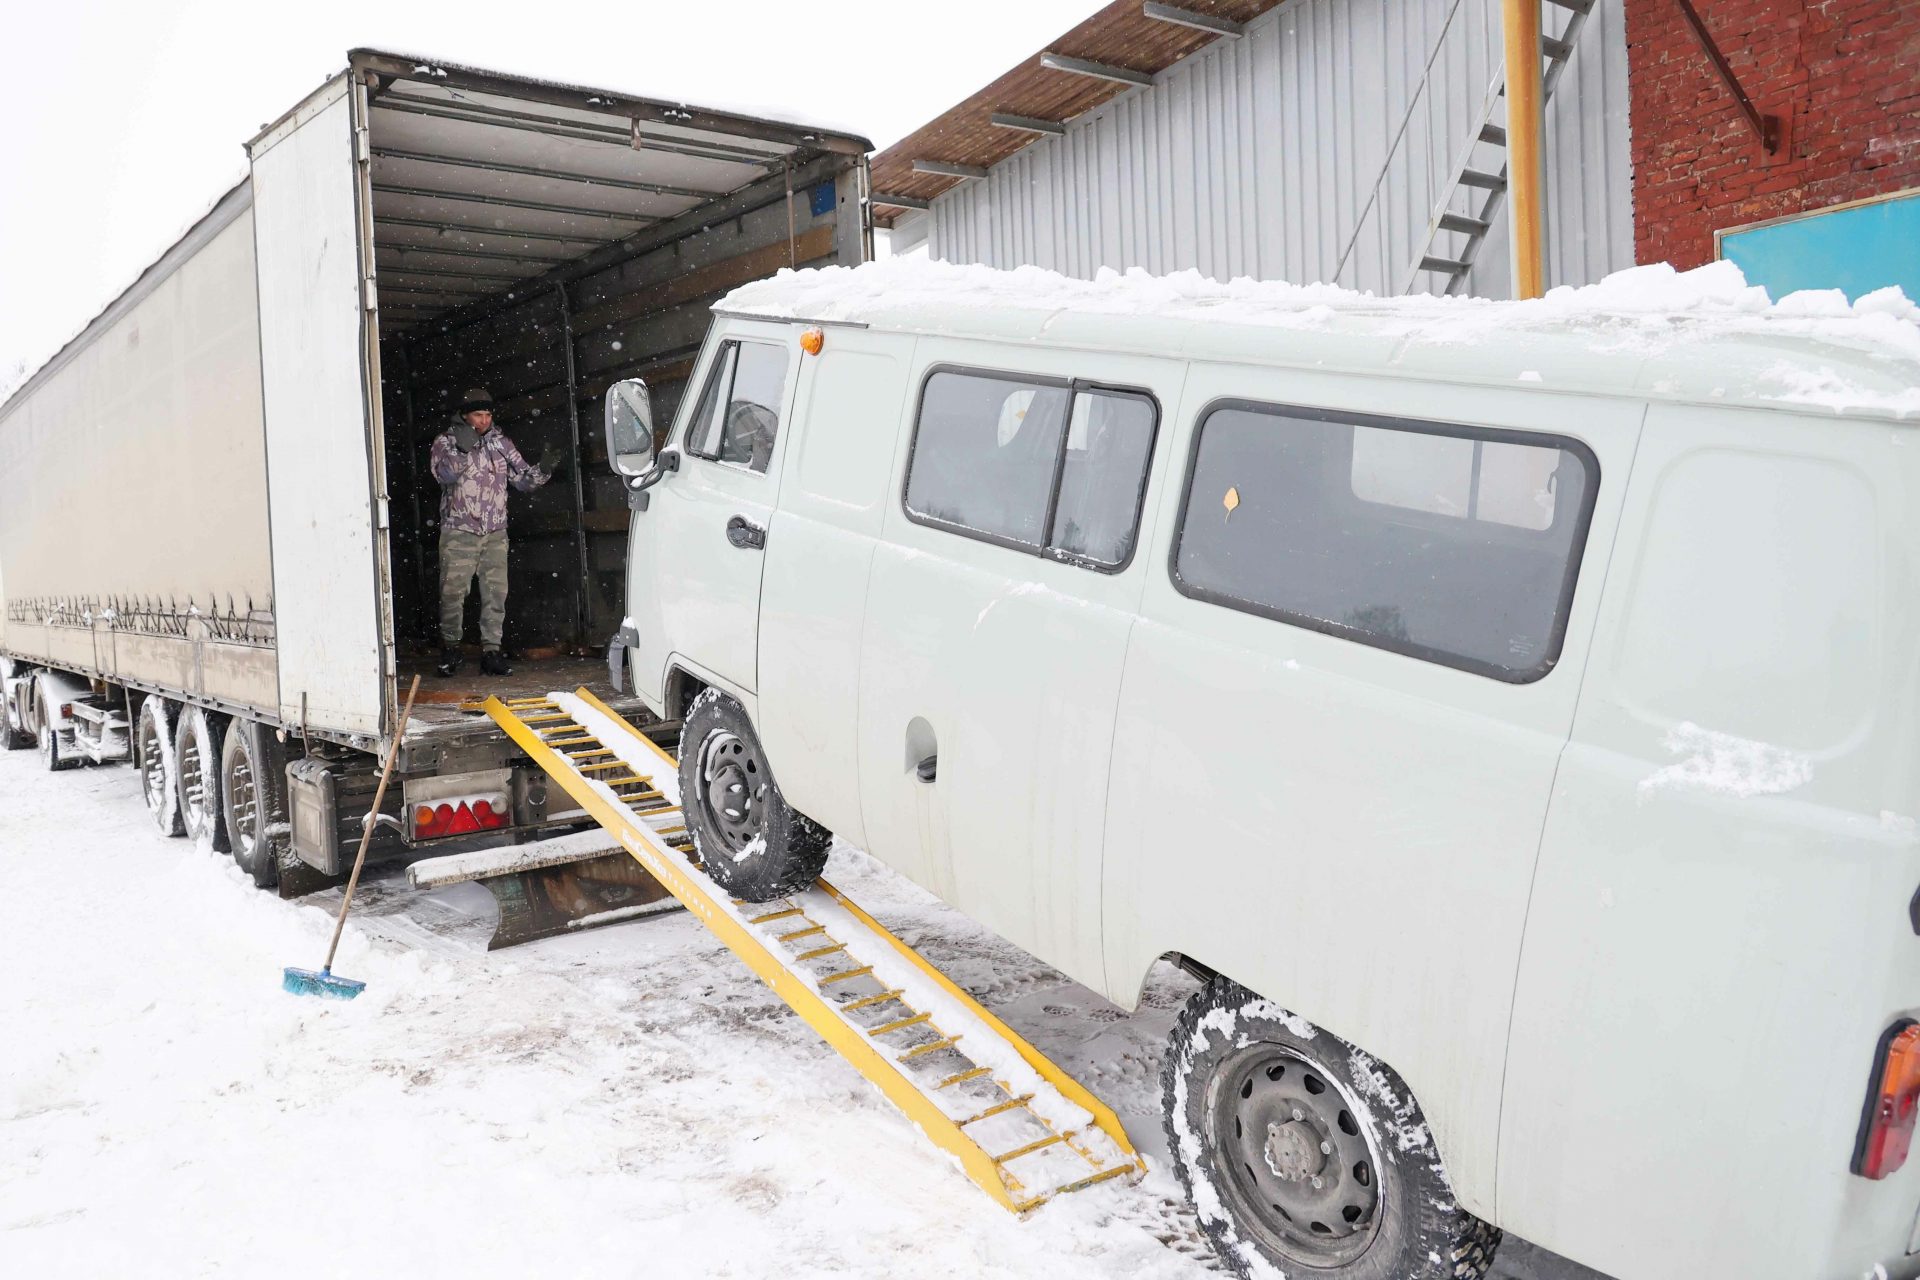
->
<box><xmin>439</xmin><ymin>527</ymin><xmax>510</xmax><ymax>649</ymax></box>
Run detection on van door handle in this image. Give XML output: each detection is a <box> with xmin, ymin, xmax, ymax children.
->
<box><xmin>725</xmin><ymin>515</ymin><xmax>766</xmax><ymax>550</ymax></box>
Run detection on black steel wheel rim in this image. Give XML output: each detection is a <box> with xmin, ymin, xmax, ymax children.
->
<box><xmin>696</xmin><ymin>729</ymin><xmax>765</xmax><ymax>855</ymax></box>
<box><xmin>138</xmin><ymin>710</ymin><xmax>168</xmax><ymax>812</ymax></box>
<box><xmin>1205</xmin><ymin>1044</ymin><xmax>1386</xmax><ymax>1268</ymax></box>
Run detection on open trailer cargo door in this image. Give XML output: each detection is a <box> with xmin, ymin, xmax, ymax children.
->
<box><xmin>248</xmin><ymin>74</ymin><xmax>390</xmax><ymax>739</ymax></box>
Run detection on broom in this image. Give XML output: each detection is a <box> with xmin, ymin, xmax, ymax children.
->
<box><xmin>283</xmin><ymin>674</ymin><xmax>421</xmax><ymax>999</ymax></box>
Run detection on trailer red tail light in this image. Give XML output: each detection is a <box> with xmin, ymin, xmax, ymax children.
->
<box><xmin>1855</xmin><ymin>1021</ymin><xmax>1920</xmax><ymax>1180</ymax></box>
<box><xmin>412</xmin><ymin>795</ymin><xmax>510</xmax><ymax>841</ymax></box>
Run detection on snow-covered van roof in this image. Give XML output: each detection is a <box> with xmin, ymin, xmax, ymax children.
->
<box><xmin>720</xmin><ymin>259</ymin><xmax>1920</xmax><ymax>422</ymax></box>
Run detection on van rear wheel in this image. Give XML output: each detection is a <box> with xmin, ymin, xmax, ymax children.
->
<box><xmin>1162</xmin><ymin>979</ymin><xmax>1500</xmax><ymax>1280</ymax></box>
<box><xmin>679</xmin><ymin>688</ymin><xmax>830</xmax><ymax>903</ymax></box>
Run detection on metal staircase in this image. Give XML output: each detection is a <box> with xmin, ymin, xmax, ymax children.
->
<box><xmin>485</xmin><ymin>687</ymin><xmax>1146</xmax><ymax>1214</ymax></box>
<box><xmin>1404</xmin><ymin>0</ymin><xmax>1596</xmax><ymax>295</ymax></box>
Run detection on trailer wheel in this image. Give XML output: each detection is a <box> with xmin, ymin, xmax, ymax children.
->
<box><xmin>37</xmin><ymin>683</ymin><xmax>76</xmax><ymax>773</ymax></box>
<box><xmin>135</xmin><ymin>696</ymin><xmax>186</xmax><ymax>837</ymax></box>
<box><xmin>2</xmin><ymin>686</ymin><xmax>32</xmax><ymax>751</ymax></box>
<box><xmin>679</xmin><ymin>688</ymin><xmax>830</xmax><ymax>903</ymax></box>
<box><xmin>1162</xmin><ymin>979</ymin><xmax>1500</xmax><ymax>1280</ymax></box>
<box><xmin>175</xmin><ymin>706</ymin><xmax>231</xmax><ymax>851</ymax></box>
<box><xmin>221</xmin><ymin>718</ymin><xmax>286</xmax><ymax>888</ymax></box>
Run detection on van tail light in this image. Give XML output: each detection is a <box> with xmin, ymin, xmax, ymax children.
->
<box><xmin>412</xmin><ymin>795</ymin><xmax>511</xmax><ymax>840</ymax></box>
<box><xmin>1855</xmin><ymin>1021</ymin><xmax>1920</xmax><ymax>1179</ymax></box>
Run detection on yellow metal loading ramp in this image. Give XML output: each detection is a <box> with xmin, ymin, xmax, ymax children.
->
<box><xmin>484</xmin><ymin>688</ymin><xmax>1146</xmax><ymax>1214</ymax></box>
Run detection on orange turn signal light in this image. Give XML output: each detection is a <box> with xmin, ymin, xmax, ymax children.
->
<box><xmin>1856</xmin><ymin>1021</ymin><xmax>1920</xmax><ymax>1179</ymax></box>
<box><xmin>800</xmin><ymin>327</ymin><xmax>825</xmax><ymax>356</ymax></box>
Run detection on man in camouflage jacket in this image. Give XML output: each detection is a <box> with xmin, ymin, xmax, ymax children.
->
<box><xmin>430</xmin><ymin>388</ymin><xmax>561</xmax><ymax>677</ymax></box>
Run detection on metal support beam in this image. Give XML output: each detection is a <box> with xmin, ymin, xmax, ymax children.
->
<box><xmin>1039</xmin><ymin>52</ymin><xmax>1153</xmax><ymax>87</ymax></box>
<box><xmin>372</xmin><ymin>146</ymin><xmax>722</xmax><ymax>201</ymax></box>
<box><xmin>376</xmin><ymin>263</ymin><xmax>523</xmax><ymax>285</ymax></box>
<box><xmin>989</xmin><ymin>112</ymin><xmax>1067</xmax><ymax>136</ymax></box>
<box><xmin>396</xmin><ymin>347</ymin><xmax>431</xmax><ymax>647</ymax></box>
<box><xmin>368</xmin><ymin>95</ymin><xmax>789</xmax><ymax>168</ymax></box>
<box><xmin>1141</xmin><ymin>2</ymin><xmax>1245</xmax><ymax>38</ymax></box>
<box><xmin>376</xmin><ymin>242</ymin><xmax>573</xmax><ymax>270</ymax></box>
<box><xmin>555</xmin><ymin>287</ymin><xmax>592</xmax><ymax>646</ymax></box>
<box><xmin>1502</xmin><ymin>0</ymin><xmax>1547</xmax><ymax>299</ymax></box>
<box><xmin>1670</xmin><ymin>0</ymin><xmax>1782</xmax><ymax>154</ymax></box>
<box><xmin>913</xmin><ymin>159</ymin><xmax>990</xmax><ymax>180</ymax></box>
<box><xmin>374</xmin><ymin>217</ymin><xmax>609</xmax><ymax>247</ymax></box>
<box><xmin>378</xmin><ymin>283</ymin><xmax>496</xmax><ymax>298</ymax></box>
<box><xmin>372</xmin><ymin>183</ymin><xmax>657</xmax><ymax>225</ymax></box>
<box><xmin>871</xmin><ymin>192</ymin><xmax>932</xmax><ymax>211</ymax></box>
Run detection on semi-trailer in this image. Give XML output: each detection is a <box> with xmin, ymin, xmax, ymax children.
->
<box><xmin>0</xmin><ymin>50</ymin><xmax>871</xmax><ymax>910</ymax></box>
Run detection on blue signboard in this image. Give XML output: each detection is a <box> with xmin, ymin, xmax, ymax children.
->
<box><xmin>1718</xmin><ymin>188</ymin><xmax>1920</xmax><ymax>303</ymax></box>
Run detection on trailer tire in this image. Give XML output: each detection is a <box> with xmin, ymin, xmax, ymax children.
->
<box><xmin>679</xmin><ymin>688</ymin><xmax>830</xmax><ymax>903</ymax></box>
<box><xmin>221</xmin><ymin>718</ymin><xmax>286</xmax><ymax>888</ymax></box>
<box><xmin>3</xmin><ymin>688</ymin><xmax>32</xmax><ymax>751</ymax></box>
<box><xmin>1162</xmin><ymin>979</ymin><xmax>1500</xmax><ymax>1280</ymax></box>
<box><xmin>176</xmin><ymin>706</ymin><xmax>231</xmax><ymax>851</ymax></box>
<box><xmin>37</xmin><ymin>683</ymin><xmax>76</xmax><ymax>773</ymax></box>
<box><xmin>135</xmin><ymin>696</ymin><xmax>186</xmax><ymax>837</ymax></box>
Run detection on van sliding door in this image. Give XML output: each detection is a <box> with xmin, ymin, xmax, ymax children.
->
<box><xmin>248</xmin><ymin>74</ymin><xmax>387</xmax><ymax>738</ymax></box>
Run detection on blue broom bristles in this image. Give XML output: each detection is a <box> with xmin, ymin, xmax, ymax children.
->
<box><xmin>282</xmin><ymin>966</ymin><xmax>366</xmax><ymax>1000</ymax></box>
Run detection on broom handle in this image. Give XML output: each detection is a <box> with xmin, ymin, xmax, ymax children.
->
<box><xmin>321</xmin><ymin>674</ymin><xmax>421</xmax><ymax>972</ymax></box>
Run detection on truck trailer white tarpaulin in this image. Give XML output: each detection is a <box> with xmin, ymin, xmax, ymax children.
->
<box><xmin>0</xmin><ymin>50</ymin><xmax>870</xmax><ymax>888</ymax></box>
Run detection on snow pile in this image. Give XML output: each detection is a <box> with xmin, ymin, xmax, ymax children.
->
<box><xmin>0</xmin><ymin>747</ymin><xmax>1209</xmax><ymax>1279</ymax></box>
<box><xmin>722</xmin><ymin>258</ymin><xmax>1920</xmax><ymax>417</ymax></box>
<box><xmin>1639</xmin><ymin>722</ymin><xmax>1815</xmax><ymax>800</ymax></box>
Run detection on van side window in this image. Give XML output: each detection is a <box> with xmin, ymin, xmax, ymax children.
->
<box><xmin>1172</xmin><ymin>401</ymin><xmax>1596</xmax><ymax>682</ymax></box>
<box><xmin>685</xmin><ymin>339</ymin><xmax>790</xmax><ymax>474</ymax></box>
<box><xmin>905</xmin><ymin>368</ymin><xmax>1158</xmax><ymax>569</ymax></box>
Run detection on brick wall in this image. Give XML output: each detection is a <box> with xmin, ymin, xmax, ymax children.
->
<box><xmin>1625</xmin><ymin>0</ymin><xmax>1920</xmax><ymax>269</ymax></box>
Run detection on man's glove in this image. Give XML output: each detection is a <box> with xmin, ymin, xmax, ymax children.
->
<box><xmin>451</xmin><ymin>423</ymin><xmax>481</xmax><ymax>453</ymax></box>
<box><xmin>538</xmin><ymin>444</ymin><xmax>565</xmax><ymax>478</ymax></box>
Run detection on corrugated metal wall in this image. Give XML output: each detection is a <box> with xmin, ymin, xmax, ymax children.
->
<box><xmin>925</xmin><ymin>0</ymin><xmax>1633</xmax><ymax>298</ymax></box>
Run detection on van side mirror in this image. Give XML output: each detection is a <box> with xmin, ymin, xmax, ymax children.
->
<box><xmin>604</xmin><ymin>379</ymin><xmax>655</xmax><ymax>477</ymax></box>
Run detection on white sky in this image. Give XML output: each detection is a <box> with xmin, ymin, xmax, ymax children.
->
<box><xmin>0</xmin><ymin>0</ymin><xmax>1099</xmax><ymax>392</ymax></box>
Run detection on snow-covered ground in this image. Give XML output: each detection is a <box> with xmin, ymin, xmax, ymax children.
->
<box><xmin>0</xmin><ymin>746</ymin><xmax>1225</xmax><ymax>1278</ymax></box>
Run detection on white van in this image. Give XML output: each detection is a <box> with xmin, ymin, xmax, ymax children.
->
<box><xmin>601</xmin><ymin>259</ymin><xmax>1920</xmax><ymax>1280</ymax></box>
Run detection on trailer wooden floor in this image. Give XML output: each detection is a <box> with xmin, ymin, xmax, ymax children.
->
<box><xmin>396</xmin><ymin>654</ymin><xmax>651</xmax><ymax>736</ymax></box>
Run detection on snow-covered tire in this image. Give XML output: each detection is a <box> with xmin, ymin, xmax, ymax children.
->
<box><xmin>1162</xmin><ymin>979</ymin><xmax>1500</xmax><ymax>1280</ymax></box>
<box><xmin>175</xmin><ymin>705</ymin><xmax>231</xmax><ymax>851</ymax></box>
<box><xmin>2</xmin><ymin>691</ymin><xmax>32</xmax><ymax>751</ymax></box>
<box><xmin>2</xmin><ymin>661</ymin><xmax>33</xmax><ymax>751</ymax></box>
<box><xmin>36</xmin><ymin>683</ymin><xmax>76</xmax><ymax>773</ymax></box>
<box><xmin>220</xmin><ymin>717</ymin><xmax>286</xmax><ymax>888</ymax></box>
<box><xmin>679</xmin><ymin>687</ymin><xmax>830</xmax><ymax>903</ymax></box>
<box><xmin>136</xmin><ymin>696</ymin><xmax>186</xmax><ymax>837</ymax></box>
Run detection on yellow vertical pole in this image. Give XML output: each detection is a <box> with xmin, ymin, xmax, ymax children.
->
<box><xmin>1504</xmin><ymin>0</ymin><xmax>1547</xmax><ymax>299</ymax></box>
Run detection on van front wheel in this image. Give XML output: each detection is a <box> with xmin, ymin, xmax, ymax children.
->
<box><xmin>679</xmin><ymin>688</ymin><xmax>830</xmax><ymax>903</ymax></box>
<box><xmin>1162</xmin><ymin>979</ymin><xmax>1500</xmax><ymax>1280</ymax></box>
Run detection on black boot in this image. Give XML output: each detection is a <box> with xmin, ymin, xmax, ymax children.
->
<box><xmin>436</xmin><ymin>646</ymin><xmax>462</xmax><ymax>677</ymax></box>
<box><xmin>480</xmin><ymin>649</ymin><xmax>512</xmax><ymax>677</ymax></box>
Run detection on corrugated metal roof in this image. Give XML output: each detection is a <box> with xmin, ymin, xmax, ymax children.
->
<box><xmin>869</xmin><ymin>0</ymin><xmax>1289</xmax><ymax>224</ymax></box>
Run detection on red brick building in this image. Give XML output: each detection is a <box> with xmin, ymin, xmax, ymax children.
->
<box><xmin>1626</xmin><ymin>0</ymin><xmax>1920</xmax><ymax>269</ymax></box>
